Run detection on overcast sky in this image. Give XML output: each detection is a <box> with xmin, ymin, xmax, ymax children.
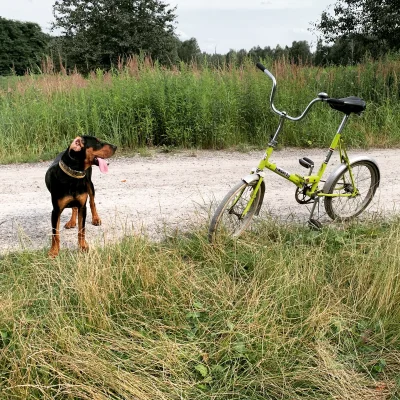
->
<box><xmin>1</xmin><ymin>0</ymin><xmax>333</xmax><ymax>53</ymax></box>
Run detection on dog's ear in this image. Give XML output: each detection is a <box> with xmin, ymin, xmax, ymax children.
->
<box><xmin>70</xmin><ymin>137</ymin><xmax>84</xmax><ymax>152</ymax></box>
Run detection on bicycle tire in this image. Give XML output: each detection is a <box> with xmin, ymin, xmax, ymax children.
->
<box><xmin>209</xmin><ymin>180</ymin><xmax>262</xmax><ymax>243</ymax></box>
<box><xmin>324</xmin><ymin>160</ymin><xmax>379</xmax><ymax>221</ymax></box>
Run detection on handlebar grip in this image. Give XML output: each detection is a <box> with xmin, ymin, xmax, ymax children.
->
<box><xmin>256</xmin><ymin>62</ymin><xmax>266</xmax><ymax>72</ymax></box>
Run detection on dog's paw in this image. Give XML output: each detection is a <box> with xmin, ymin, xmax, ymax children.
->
<box><xmin>64</xmin><ymin>221</ymin><xmax>76</xmax><ymax>229</ymax></box>
<box><xmin>79</xmin><ymin>241</ymin><xmax>89</xmax><ymax>252</ymax></box>
<box><xmin>92</xmin><ymin>217</ymin><xmax>102</xmax><ymax>226</ymax></box>
<box><xmin>48</xmin><ymin>248</ymin><xmax>59</xmax><ymax>258</ymax></box>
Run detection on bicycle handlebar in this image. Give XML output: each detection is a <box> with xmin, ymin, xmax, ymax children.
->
<box><xmin>256</xmin><ymin>62</ymin><xmax>324</xmax><ymax>121</ymax></box>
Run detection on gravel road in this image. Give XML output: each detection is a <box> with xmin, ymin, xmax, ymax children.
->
<box><xmin>1</xmin><ymin>148</ymin><xmax>399</xmax><ymax>254</ymax></box>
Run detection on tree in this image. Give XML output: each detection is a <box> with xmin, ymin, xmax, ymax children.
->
<box><xmin>52</xmin><ymin>0</ymin><xmax>178</xmax><ymax>72</ymax></box>
<box><xmin>0</xmin><ymin>17</ymin><xmax>49</xmax><ymax>75</ymax></box>
<box><xmin>288</xmin><ymin>41</ymin><xmax>312</xmax><ymax>64</ymax></box>
<box><xmin>272</xmin><ymin>44</ymin><xmax>289</xmax><ymax>61</ymax></box>
<box><xmin>248</xmin><ymin>46</ymin><xmax>274</xmax><ymax>63</ymax></box>
<box><xmin>314</xmin><ymin>0</ymin><xmax>400</xmax><ymax>57</ymax></box>
<box><xmin>177</xmin><ymin>38</ymin><xmax>201</xmax><ymax>63</ymax></box>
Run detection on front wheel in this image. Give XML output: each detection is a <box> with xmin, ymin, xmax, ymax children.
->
<box><xmin>209</xmin><ymin>180</ymin><xmax>262</xmax><ymax>243</ymax></box>
<box><xmin>324</xmin><ymin>160</ymin><xmax>380</xmax><ymax>221</ymax></box>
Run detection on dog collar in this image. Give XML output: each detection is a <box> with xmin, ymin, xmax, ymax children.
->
<box><xmin>59</xmin><ymin>160</ymin><xmax>86</xmax><ymax>179</ymax></box>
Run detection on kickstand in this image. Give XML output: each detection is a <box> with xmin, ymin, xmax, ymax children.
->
<box><xmin>307</xmin><ymin>197</ymin><xmax>322</xmax><ymax>230</ymax></box>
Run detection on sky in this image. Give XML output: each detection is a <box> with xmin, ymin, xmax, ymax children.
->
<box><xmin>0</xmin><ymin>0</ymin><xmax>333</xmax><ymax>54</ymax></box>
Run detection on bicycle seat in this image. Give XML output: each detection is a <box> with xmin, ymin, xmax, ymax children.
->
<box><xmin>326</xmin><ymin>96</ymin><xmax>366</xmax><ymax>115</ymax></box>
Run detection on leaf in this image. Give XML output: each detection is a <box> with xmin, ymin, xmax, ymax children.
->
<box><xmin>372</xmin><ymin>359</ymin><xmax>386</xmax><ymax>374</ymax></box>
<box><xmin>233</xmin><ymin>341</ymin><xmax>246</xmax><ymax>354</ymax></box>
<box><xmin>195</xmin><ymin>364</ymin><xmax>208</xmax><ymax>378</ymax></box>
<box><xmin>226</xmin><ymin>321</ymin><xmax>234</xmax><ymax>331</ymax></box>
<box><xmin>186</xmin><ymin>311</ymin><xmax>201</xmax><ymax>320</ymax></box>
<box><xmin>193</xmin><ymin>301</ymin><xmax>204</xmax><ymax>310</ymax></box>
<box><xmin>0</xmin><ymin>330</ymin><xmax>9</xmax><ymax>340</ymax></box>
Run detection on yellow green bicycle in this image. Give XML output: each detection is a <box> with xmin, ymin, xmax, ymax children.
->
<box><xmin>208</xmin><ymin>62</ymin><xmax>380</xmax><ymax>243</ymax></box>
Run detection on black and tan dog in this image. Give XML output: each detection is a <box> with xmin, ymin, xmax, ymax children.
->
<box><xmin>45</xmin><ymin>136</ymin><xmax>117</xmax><ymax>257</ymax></box>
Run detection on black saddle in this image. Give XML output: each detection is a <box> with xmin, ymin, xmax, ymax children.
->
<box><xmin>327</xmin><ymin>96</ymin><xmax>366</xmax><ymax>115</ymax></box>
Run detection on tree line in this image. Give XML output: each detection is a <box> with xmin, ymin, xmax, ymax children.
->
<box><xmin>1</xmin><ymin>0</ymin><xmax>399</xmax><ymax>76</ymax></box>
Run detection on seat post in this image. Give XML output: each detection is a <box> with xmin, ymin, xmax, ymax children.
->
<box><xmin>337</xmin><ymin>114</ymin><xmax>350</xmax><ymax>135</ymax></box>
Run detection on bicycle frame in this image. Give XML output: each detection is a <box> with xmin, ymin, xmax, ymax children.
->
<box><xmin>240</xmin><ymin>66</ymin><xmax>361</xmax><ymax>218</ymax></box>
<box><xmin>209</xmin><ymin>63</ymin><xmax>380</xmax><ymax>242</ymax></box>
<box><xmin>256</xmin><ymin>113</ymin><xmax>356</xmax><ymax>197</ymax></box>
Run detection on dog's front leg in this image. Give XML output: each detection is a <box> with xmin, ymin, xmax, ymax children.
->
<box><xmin>77</xmin><ymin>195</ymin><xmax>89</xmax><ymax>252</ymax></box>
<box><xmin>49</xmin><ymin>207</ymin><xmax>61</xmax><ymax>258</ymax></box>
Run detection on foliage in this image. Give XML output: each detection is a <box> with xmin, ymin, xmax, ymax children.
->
<box><xmin>177</xmin><ymin>37</ymin><xmax>201</xmax><ymax>64</ymax></box>
<box><xmin>0</xmin><ymin>17</ymin><xmax>50</xmax><ymax>75</ymax></box>
<box><xmin>313</xmin><ymin>0</ymin><xmax>400</xmax><ymax>63</ymax></box>
<box><xmin>288</xmin><ymin>40</ymin><xmax>312</xmax><ymax>64</ymax></box>
<box><xmin>1</xmin><ymin>218</ymin><xmax>400</xmax><ymax>398</ymax></box>
<box><xmin>3</xmin><ymin>56</ymin><xmax>400</xmax><ymax>163</ymax></box>
<box><xmin>52</xmin><ymin>0</ymin><xmax>178</xmax><ymax>72</ymax></box>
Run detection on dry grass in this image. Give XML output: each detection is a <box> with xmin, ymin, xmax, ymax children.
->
<box><xmin>1</xmin><ymin>218</ymin><xmax>400</xmax><ymax>399</ymax></box>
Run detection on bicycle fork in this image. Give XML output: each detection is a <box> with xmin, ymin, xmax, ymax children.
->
<box><xmin>241</xmin><ymin>176</ymin><xmax>264</xmax><ymax>217</ymax></box>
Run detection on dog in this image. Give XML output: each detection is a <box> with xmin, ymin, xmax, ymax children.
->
<box><xmin>45</xmin><ymin>135</ymin><xmax>117</xmax><ymax>257</ymax></box>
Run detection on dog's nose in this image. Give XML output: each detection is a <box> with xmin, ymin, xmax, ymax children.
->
<box><xmin>112</xmin><ymin>145</ymin><xmax>118</xmax><ymax>151</ymax></box>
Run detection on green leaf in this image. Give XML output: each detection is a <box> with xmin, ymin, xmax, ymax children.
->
<box><xmin>227</xmin><ymin>321</ymin><xmax>235</xmax><ymax>331</ymax></box>
<box><xmin>233</xmin><ymin>341</ymin><xmax>246</xmax><ymax>354</ymax></box>
<box><xmin>195</xmin><ymin>364</ymin><xmax>208</xmax><ymax>378</ymax></box>
<box><xmin>0</xmin><ymin>330</ymin><xmax>9</xmax><ymax>340</ymax></box>
<box><xmin>193</xmin><ymin>301</ymin><xmax>204</xmax><ymax>310</ymax></box>
<box><xmin>186</xmin><ymin>311</ymin><xmax>201</xmax><ymax>320</ymax></box>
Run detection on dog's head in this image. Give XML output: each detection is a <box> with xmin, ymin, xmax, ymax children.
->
<box><xmin>69</xmin><ymin>135</ymin><xmax>117</xmax><ymax>172</ymax></box>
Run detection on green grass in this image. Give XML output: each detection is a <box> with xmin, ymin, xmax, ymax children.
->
<box><xmin>1</xmin><ymin>219</ymin><xmax>400</xmax><ymax>399</ymax></box>
<box><xmin>2</xmin><ymin>57</ymin><xmax>400</xmax><ymax>163</ymax></box>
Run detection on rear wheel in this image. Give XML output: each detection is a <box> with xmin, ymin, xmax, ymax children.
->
<box><xmin>209</xmin><ymin>180</ymin><xmax>262</xmax><ymax>243</ymax></box>
<box><xmin>324</xmin><ymin>160</ymin><xmax>379</xmax><ymax>221</ymax></box>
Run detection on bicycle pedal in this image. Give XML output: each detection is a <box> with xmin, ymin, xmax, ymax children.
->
<box><xmin>299</xmin><ymin>157</ymin><xmax>314</xmax><ymax>169</ymax></box>
<box><xmin>308</xmin><ymin>219</ymin><xmax>322</xmax><ymax>231</ymax></box>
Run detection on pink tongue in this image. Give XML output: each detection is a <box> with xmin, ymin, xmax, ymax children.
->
<box><xmin>97</xmin><ymin>157</ymin><xmax>109</xmax><ymax>173</ymax></box>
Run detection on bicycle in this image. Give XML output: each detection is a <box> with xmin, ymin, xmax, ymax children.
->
<box><xmin>208</xmin><ymin>62</ymin><xmax>380</xmax><ymax>243</ymax></box>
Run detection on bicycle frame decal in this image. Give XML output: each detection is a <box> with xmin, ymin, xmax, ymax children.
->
<box><xmin>275</xmin><ymin>167</ymin><xmax>290</xmax><ymax>178</ymax></box>
<box><xmin>324</xmin><ymin>148</ymin><xmax>334</xmax><ymax>164</ymax></box>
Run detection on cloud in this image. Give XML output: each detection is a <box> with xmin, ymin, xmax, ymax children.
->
<box><xmin>173</xmin><ymin>0</ymin><xmax>315</xmax><ymax>10</ymax></box>
<box><xmin>291</xmin><ymin>28</ymin><xmax>311</xmax><ymax>34</ymax></box>
<box><xmin>176</xmin><ymin>29</ymin><xmax>190</xmax><ymax>40</ymax></box>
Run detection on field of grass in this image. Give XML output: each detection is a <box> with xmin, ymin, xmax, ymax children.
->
<box><xmin>2</xmin><ymin>57</ymin><xmax>400</xmax><ymax>164</ymax></box>
<box><xmin>1</xmin><ymin>219</ymin><xmax>400</xmax><ymax>399</ymax></box>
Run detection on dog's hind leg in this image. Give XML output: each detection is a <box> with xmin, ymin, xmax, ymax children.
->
<box><xmin>65</xmin><ymin>207</ymin><xmax>78</xmax><ymax>229</ymax></box>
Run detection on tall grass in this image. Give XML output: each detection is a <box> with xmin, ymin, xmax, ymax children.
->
<box><xmin>1</xmin><ymin>219</ymin><xmax>400</xmax><ymax>398</ymax></box>
<box><xmin>2</xmin><ymin>56</ymin><xmax>400</xmax><ymax>163</ymax></box>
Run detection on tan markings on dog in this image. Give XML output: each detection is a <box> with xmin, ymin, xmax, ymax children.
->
<box><xmin>83</xmin><ymin>145</ymin><xmax>116</xmax><ymax>170</ymax></box>
<box><xmin>49</xmin><ymin>216</ymin><xmax>61</xmax><ymax>258</ymax></box>
<box><xmin>58</xmin><ymin>196</ymin><xmax>74</xmax><ymax>210</ymax></box>
<box><xmin>77</xmin><ymin>205</ymin><xmax>89</xmax><ymax>251</ymax></box>
<box><xmin>65</xmin><ymin>207</ymin><xmax>78</xmax><ymax>229</ymax></box>
<box><xmin>58</xmin><ymin>194</ymin><xmax>88</xmax><ymax>210</ymax></box>
<box><xmin>87</xmin><ymin>184</ymin><xmax>101</xmax><ymax>225</ymax></box>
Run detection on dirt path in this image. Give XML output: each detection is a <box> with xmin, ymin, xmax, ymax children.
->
<box><xmin>1</xmin><ymin>148</ymin><xmax>399</xmax><ymax>254</ymax></box>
